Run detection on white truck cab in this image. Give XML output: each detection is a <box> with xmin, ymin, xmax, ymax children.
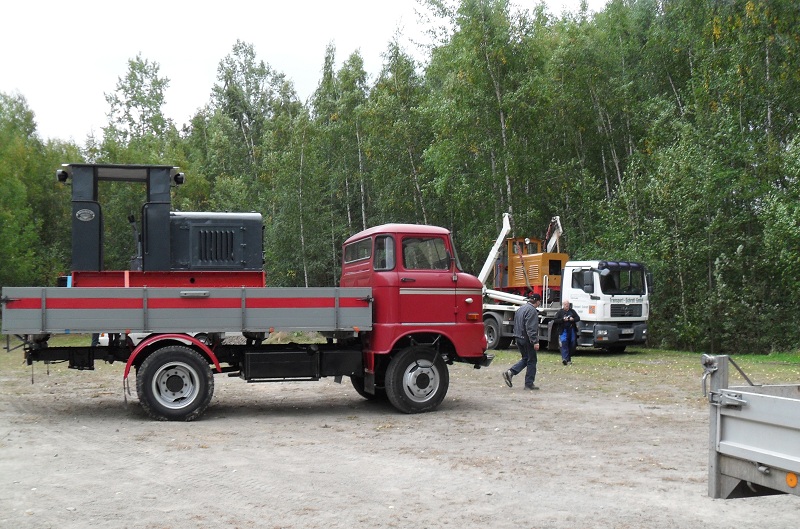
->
<box><xmin>562</xmin><ymin>260</ymin><xmax>651</xmax><ymax>353</ymax></box>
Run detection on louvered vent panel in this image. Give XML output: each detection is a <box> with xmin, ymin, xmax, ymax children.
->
<box><xmin>198</xmin><ymin>229</ymin><xmax>235</xmax><ymax>264</ymax></box>
<box><xmin>513</xmin><ymin>264</ymin><xmax>541</xmax><ymax>282</ymax></box>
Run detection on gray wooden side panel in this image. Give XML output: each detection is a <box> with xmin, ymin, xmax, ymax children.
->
<box><xmin>337</xmin><ymin>289</ymin><xmax>374</xmax><ymax>331</ymax></box>
<box><xmin>46</xmin><ymin>288</ymin><xmax>145</xmax><ymax>333</ymax></box>
<box><xmin>2</xmin><ymin>286</ymin><xmax>373</xmax><ymax>334</ymax></box>
<box><xmin>2</xmin><ymin>287</ymin><xmax>145</xmax><ymax>334</ymax></box>
<box><xmin>2</xmin><ymin>287</ymin><xmax>43</xmax><ymax>333</ymax></box>
<box><xmin>246</xmin><ymin>309</ymin><xmax>336</xmax><ymax>331</ymax></box>
<box><xmin>243</xmin><ymin>287</ymin><xmax>372</xmax><ymax>332</ymax></box>
<box><xmin>47</xmin><ymin>309</ymin><xmax>145</xmax><ymax>333</ymax></box>
<box><xmin>146</xmin><ymin>289</ymin><xmax>244</xmax><ymax>332</ymax></box>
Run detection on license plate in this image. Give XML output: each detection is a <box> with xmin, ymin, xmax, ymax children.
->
<box><xmin>621</xmin><ymin>328</ymin><xmax>634</xmax><ymax>334</ymax></box>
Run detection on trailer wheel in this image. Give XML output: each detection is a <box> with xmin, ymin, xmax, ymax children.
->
<box><xmin>385</xmin><ymin>346</ymin><xmax>449</xmax><ymax>414</ymax></box>
<box><xmin>136</xmin><ymin>345</ymin><xmax>214</xmax><ymax>421</ymax></box>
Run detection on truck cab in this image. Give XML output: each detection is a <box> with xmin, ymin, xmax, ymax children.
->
<box><xmin>562</xmin><ymin>260</ymin><xmax>651</xmax><ymax>352</ymax></box>
<box><xmin>341</xmin><ymin>223</ymin><xmax>489</xmax><ymax>360</ymax></box>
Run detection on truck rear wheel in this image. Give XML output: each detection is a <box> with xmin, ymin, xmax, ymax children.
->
<box><xmin>350</xmin><ymin>375</ymin><xmax>387</xmax><ymax>401</ymax></box>
<box><xmin>136</xmin><ymin>345</ymin><xmax>214</xmax><ymax>421</ymax></box>
<box><xmin>385</xmin><ymin>346</ymin><xmax>449</xmax><ymax>413</ymax></box>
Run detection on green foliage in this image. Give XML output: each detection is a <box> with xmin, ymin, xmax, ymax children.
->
<box><xmin>2</xmin><ymin>0</ymin><xmax>799</xmax><ymax>352</ymax></box>
<box><xmin>0</xmin><ymin>93</ymin><xmax>64</xmax><ymax>287</ymax></box>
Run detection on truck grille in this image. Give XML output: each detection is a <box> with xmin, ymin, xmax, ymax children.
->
<box><xmin>610</xmin><ymin>304</ymin><xmax>642</xmax><ymax>317</ymax></box>
<box><xmin>198</xmin><ymin>229</ymin><xmax>236</xmax><ymax>263</ymax></box>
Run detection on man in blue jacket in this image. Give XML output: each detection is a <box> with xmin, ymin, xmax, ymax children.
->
<box><xmin>554</xmin><ymin>299</ymin><xmax>580</xmax><ymax>365</ymax></box>
<box><xmin>503</xmin><ymin>293</ymin><xmax>542</xmax><ymax>390</ymax></box>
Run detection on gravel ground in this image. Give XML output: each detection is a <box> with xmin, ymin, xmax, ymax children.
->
<box><xmin>0</xmin><ymin>346</ymin><xmax>796</xmax><ymax>529</ymax></box>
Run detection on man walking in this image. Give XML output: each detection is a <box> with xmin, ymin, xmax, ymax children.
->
<box><xmin>502</xmin><ymin>293</ymin><xmax>542</xmax><ymax>390</ymax></box>
<box><xmin>554</xmin><ymin>299</ymin><xmax>580</xmax><ymax>365</ymax></box>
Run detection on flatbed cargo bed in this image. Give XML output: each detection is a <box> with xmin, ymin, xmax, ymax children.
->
<box><xmin>2</xmin><ymin>286</ymin><xmax>373</xmax><ymax>335</ymax></box>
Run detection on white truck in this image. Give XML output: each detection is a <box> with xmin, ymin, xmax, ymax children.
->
<box><xmin>481</xmin><ymin>213</ymin><xmax>651</xmax><ymax>352</ymax></box>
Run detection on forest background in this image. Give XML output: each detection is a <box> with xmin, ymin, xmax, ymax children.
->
<box><xmin>1</xmin><ymin>0</ymin><xmax>798</xmax><ymax>355</ymax></box>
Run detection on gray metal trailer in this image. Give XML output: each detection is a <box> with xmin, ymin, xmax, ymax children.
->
<box><xmin>702</xmin><ymin>354</ymin><xmax>800</xmax><ymax>499</ymax></box>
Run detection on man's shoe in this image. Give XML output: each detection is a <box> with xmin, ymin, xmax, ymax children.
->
<box><xmin>524</xmin><ymin>384</ymin><xmax>540</xmax><ymax>390</ymax></box>
<box><xmin>562</xmin><ymin>360</ymin><xmax>567</xmax><ymax>366</ymax></box>
<box><xmin>502</xmin><ymin>370</ymin><xmax>513</xmax><ymax>387</ymax></box>
<box><xmin>567</xmin><ymin>361</ymin><xmax>573</xmax><ymax>366</ymax></box>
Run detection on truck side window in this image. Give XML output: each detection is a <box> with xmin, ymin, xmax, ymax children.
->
<box><xmin>344</xmin><ymin>237</ymin><xmax>371</xmax><ymax>264</ymax></box>
<box><xmin>373</xmin><ymin>235</ymin><xmax>395</xmax><ymax>271</ymax></box>
<box><xmin>402</xmin><ymin>237</ymin><xmax>448</xmax><ymax>270</ymax></box>
<box><xmin>572</xmin><ymin>270</ymin><xmax>585</xmax><ymax>290</ymax></box>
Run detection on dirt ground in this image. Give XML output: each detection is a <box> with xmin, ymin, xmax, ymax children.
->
<box><xmin>0</xmin><ymin>345</ymin><xmax>796</xmax><ymax>529</ymax></box>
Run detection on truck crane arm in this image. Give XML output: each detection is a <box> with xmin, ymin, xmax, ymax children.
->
<box><xmin>478</xmin><ymin>213</ymin><xmax>528</xmax><ymax>307</ymax></box>
<box><xmin>545</xmin><ymin>216</ymin><xmax>563</xmax><ymax>253</ymax></box>
<box><xmin>478</xmin><ymin>212</ymin><xmax>511</xmax><ymax>285</ymax></box>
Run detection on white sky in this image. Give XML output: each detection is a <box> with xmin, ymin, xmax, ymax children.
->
<box><xmin>1</xmin><ymin>0</ymin><xmax>606</xmax><ymax>143</ymax></box>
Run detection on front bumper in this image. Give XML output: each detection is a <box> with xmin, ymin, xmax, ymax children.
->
<box><xmin>460</xmin><ymin>352</ymin><xmax>495</xmax><ymax>368</ymax></box>
<box><xmin>577</xmin><ymin>322</ymin><xmax>648</xmax><ymax>348</ymax></box>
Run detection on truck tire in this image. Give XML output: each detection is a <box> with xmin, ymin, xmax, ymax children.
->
<box><xmin>546</xmin><ymin>326</ymin><xmax>559</xmax><ymax>352</ymax></box>
<box><xmin>350</xmin><ymin>375</ymin><xmax>387</xmax><ymax>401</ymax></box>
<box><xmin>136</xmin><ymin>345</ymin><xmax>214</xmax><ymax>421</ymax></box>
<box><xmin>385</xmin><ymin>346</ymin><xmax>449</xmax><ymax>414</ymax></box>
<box><xmin>484</xmin><ymin>318</ymin><xmax>512</xmax><ymax>350</ymax></box>
<box><xmin>193</xmin><ymin>333</ymin><xmax>211</xmax><ymax>346</ymax></box>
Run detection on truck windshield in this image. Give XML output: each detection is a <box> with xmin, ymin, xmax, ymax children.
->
<box><xmin>599</xmin><ymin>268</ymin><xmax>646</xmax><ymax>295</ymax></box>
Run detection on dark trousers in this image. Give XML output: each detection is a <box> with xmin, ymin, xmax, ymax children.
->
<box><xmin>560</xmin><ymin>328</ymin><xmax>576</xmax><ymax>363</ymax></box>
<box><xmin>511</xmin><ymin>339</ymin><xmax>537</xmax><ymax>387</ymax></box>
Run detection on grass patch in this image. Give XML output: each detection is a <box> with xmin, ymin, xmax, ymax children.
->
<box><xmin>492</xmin><ymin>346</ymin><xmax>800</xmax><ymax>386</ymax></box>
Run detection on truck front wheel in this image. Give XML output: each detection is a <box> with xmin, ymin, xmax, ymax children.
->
<box><xmin>385</xmin><ymin>346</ymin><xmax>449</xmax><ymax>413</ymax></box>
<box><xmin>136</xmin><ymin>345</ymin><xmax>214</xmax><ymax>421</ymax></box>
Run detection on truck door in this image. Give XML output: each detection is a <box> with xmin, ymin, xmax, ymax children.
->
<box><xmin>567</xmin><ymin>267</ymin><xmax>596</xmax><ymax>317</ymax></box>
<box><xmin>397</xmin><ymin>235</ymin><xmax>456</xmax><ymax>324</ymax></box>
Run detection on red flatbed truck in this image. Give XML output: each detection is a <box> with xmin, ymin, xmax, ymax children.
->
<box><xmin>1</xmin><ymin>164</ymin><xmax>492</xmax><ymax>421</ymax></box>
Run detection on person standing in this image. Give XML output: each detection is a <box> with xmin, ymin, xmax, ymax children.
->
<box><xmin>554</xmin><ymin>299</ymin><xmax>580</xmax><ymax>365</ymax></box>
<box><xmin>502</xmin><ymin>293</ymin><xmax>542</xmax><ymax>390</ymax></box>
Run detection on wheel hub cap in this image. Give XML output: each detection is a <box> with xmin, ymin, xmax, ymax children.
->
<box><xmin>402</xmin><ymin>360</ymin><xmax>438</xmax><ymax>402</ymax></box>
<box><xmin>152</xmin><ymin>362</ymin><xmax>198</xmax><ymax>409</ymax></box>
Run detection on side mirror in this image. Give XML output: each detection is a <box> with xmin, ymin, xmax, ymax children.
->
<box><xmin>646</xmin><ymin>272</ymin><xmax>654</xmax><ymax>294</ymax></box>
<box><xmin>582</xmin><ymin>270</ymin><xmax>594</xmax><ymax>294</ymax></box>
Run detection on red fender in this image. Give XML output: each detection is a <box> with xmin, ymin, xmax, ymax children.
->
<box><xmin>123</xmin><ymin>333</ymin><xmax>223</xmax><ymax>380</ymax></box>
